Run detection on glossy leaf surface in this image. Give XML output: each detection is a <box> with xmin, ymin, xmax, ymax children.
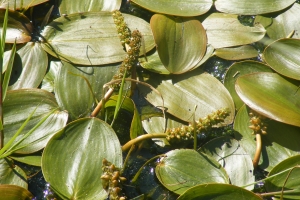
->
<box><xmin>265</xmin><ymin>155</ymin><xmax>300</xmax><ymax>199</ymax></box>
<box><xmin>41</xmin><ymin>12</ymin><xmax>155</xmax><ymax>65</ymax></box>
<box><xmin>0</xmin><ymin>185</ymin><xmax>33</xmax><ymax>200</ymax></box>
<box><xmin>0</xmin><ymin>9</ymin><xmax>32</xmax><ymax>43</ymax></box>
<box><xmin>202</xmin><ymin>13</ymin><xmax>266</xmax><ymax>48</ymax></box>
<box><xmin>263</xmin><ymin>38</ymin><xmax>300</xmax><ymax>80</ymax></box>
<box><xmin>224</xmin><ymin>61</ymin><xmax>273</xmax><ymax>110</ymax></box>
<box><xmin>4</xmin><ymin>89</ymin><xmax>68</xmax><ymax>154</ymax></box>
<box><xmin>214</xmin><ymin>45</ymin><xmax>258</xmax><ymax>60</ymax></box>
<box><xmin>59</xmin><ymin>0</ymin><xmax>121</xmax><ymax>14</ymax></box>
<box><xmin>235</xmin><ymin>72</ymin><xmax>300</xmax><ymax>127</ymax></box>
<box><xmin>6</xmin><ymin>42</ymin><xmax>48</xmax><ymax>90</ymax></box>
<box><xmin>145</xmin><ymin>71</ymin><xmax>235</xmax><ymax>123</ymax></box>
<box><xmin>156</xmin><ymin>149</ymin><xmax>229</xmax><ymax>195</ymax></box>
<box><xmin>0</xmin><ymin>158</ymin><xmax>27</xmax><ymax>188</ymax></box>
<box><xmin>200</xmin><ymin>136</ymin><xmax>255</xmax><ymax>190</ymax></box>
<box><xmin>215</xmin><ymin>0</ymin><xmax>295</xmax><ymax>15</ymax></box>
<box><xmin>54</xmin><ymin>61</ymin><xmax>117</xmax><ymax>121</ymax></box>
<box><xmin>177</xmin><ymin>183</ymin><xmax>262</xmax><ymax>200</ymax></box>
<box><xmin>131</xmin><ymin>0</ymin><xmax>212</xmax><ymax>16</ymax></box>
<box><xmin>42</xmin><ymin>118</ymin><xmax>122</xmax><ymax>200</ymax></box>
<box><xmin>0</xmin><ymin>0</ymin><xmax>48</xmax><ymax>9</ymax></box>
<box><xmin>150</xmin><ymin>14</ymin><xmax>207</xmax><ymax>74</ymax></box>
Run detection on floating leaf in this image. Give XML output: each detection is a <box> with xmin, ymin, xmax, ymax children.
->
<box><xmin>263</xmin><ymin>38</ymin><xmax>300</xmax><ymax>80</ymax></box>
<box><xmin>4</xmin><ymin>89</ymin><xmax>68</xmax><ymax>154</ymax></box>
<box><xmin>202</xmin><ymin>13</ymin><xmax>266</xmax><ymax>48</ymax></box>
<box><xmin>0</xmin><ymin>158</ymin><xmax>27</xmax><ymax>189</ymax></box>
<box><xmin>235</xmin><ymin>72</ymin><xmax>300</xmax><ymax>127</ymax></box>
<box><xmin>224</xmin><ymin>61</ymin><xmax>273</xmax><ymax>110</ymax></box>
<box><xmin>54</xmin><ymin>61</ymin><xmax>117</xmax><ymax>120</ymax></box>
<box><xmin>255</xmin><ymin>3</ymin><xmax>300</xmax><ymax>40</ymax></box>
<box><xmin>10</xmin><ymin>154</ymin><xmax>41</xmax><ymax>166</ymax></box>
<box><xmin>139</xmin><ymin>50</ymin><xmax>170</xmax><ymax>74</ymax></box>
<box><xmin>59</xmin><ymin>0</ymin><xmax>121</xmax><ymax>14</ymax></box>
<box><xmin>42</xmin><ymin>118</ymin><xmax>122</xmax><ymax>200</ymax></box>
<box><xmin>41</xmin><ymin>61</ymin><xmax>59</xmax><ymax>92</ymax></box>
<box><xmin>41</xmin><ymin>12</ymin><xmax>155</xmax><ymax>65</ymax></box>
<box><xmin>177</xmin><ymin>183</ymin><xmax>262</xmax><ymax>200</ymax></box>
<box><xmin>0</xmin><ymin>9</ymin><xmax>32</xmax><ymax>43</ymax></box>
<box><xmin>214</xmin><ymin>0</ymin><xmax>295</xmax><ymax>15</ymax></box>
<box><xmin>131</xmin><ymin>0</ymin><xmax>212</xmax><ymax>17</ymax></box>
<box><xmin>233</xmin><ymin>105</ymin><xmax>300</xmax><ymax>171</ymax></box>
<box><xmin>0</xmin><ymin>184</ymin><xmax>33</xmax><ymax>200</ymax></box>
<box><xmin>200</xmin><ymin>136</ymin><xmax>255</xmax><ymax>190</ymax></box>
<box><xmin>145</xmin><ymin>70</ymin><xmax>235</xmax><ymax>123</ymax></box>
<box><xmin>265</xmin><ymin>155</ymin><xmax>300</xmax><ymax>199</ymax></box>
<box><xmin>6</xmin><ymin>42</ymin><xmax>48</xmax><ymax>90</ymax></box>
<box><xmin>214</xmin><ymin>45</ymin><xmax>258</xmax><ymax>60</ymax></box>
<box><xmin>0</xmin><ymin>0</ymin><xmax>48</xmax><ymax>9</ymax></box>
<box><xmin>156</xmin><ymin>149</ymin><xmax>229</xmax><ymax>195</ymax></box>
<box><xmin>150</xmin><ymin>14</ymin><xmax>207</xmax><ymax>74</ymax></box>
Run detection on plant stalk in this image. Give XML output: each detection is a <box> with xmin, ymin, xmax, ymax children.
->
<box><xmin>253</xmin><ymin>133</ymin><xmax>262</xmax><ymax>168</ymax></box>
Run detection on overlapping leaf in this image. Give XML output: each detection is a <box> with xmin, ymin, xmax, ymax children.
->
<box><xmin>41</xmin><ymin>12</ymin><xmax>155</xmax><ymax>65</ymax></box>
<box><xmin>42</xmin><ymin>118</ymin><xmax>122</xmax><ymax>200</ymax></box>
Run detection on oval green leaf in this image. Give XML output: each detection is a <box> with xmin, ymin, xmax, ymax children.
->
<box><xmin>59</xmin><ymin>0</ymin><xmax>121</xmax><ymax>14</ymax></box>
<box><xmin>265</xmin><ymin>155</ymin><xmax>300</xmax><ymax>199</ymax></box>
<box><xmin>6</xmin><ymin>42</ymin><xmax>48</xmax><ymax>90</ymax></box>
<box><xmin>0</xmin><ymin>0</ymin><xmax>48</xmax><ymax>9</ymax></box>
<box><xmin>178</xmin><ymin>183</ymin><xmax>262</xmax><ymax>200</ymax></box>
<box><xmin>4</xmin><ymin>89</ymin><xmax>68</xmax><ymax>154</ymax></box>
<box><xmin>0</xmin><ymin>185</ymin><xmax>33</xmax><ymax>200</ymax></box>
<box><xmin>0</xmin><ymin>158</ymin><xmax>27</xmax><ymax>188</ymax></box>
<box><xmin>233</xmin><ymin>105</ymin><xmax>300</xmax><ymax>171</ymax></box>
<box><xmin>42</xmin><ymin>118</ymin><xmax>122</xmax><ymax>200</ymax></box>
<box><xmin>255</xmin><ymin>3</ymin><xmax>300</xmax><ymax>40</ymax></box>
<box><xmin>0</xmin><ymin>9</ymin><xmax>32</xmax><ymax>43</ymax></box>
<box><xmin>202</xmin><ymin>13</ymin><xmax>266</xmax><ymax>48</ymax></box>
<box><xmin>215</xmin><ymin>0</ymin><xmax>295</xmax><ymax>15</ymax></box>
<box><xmin>54</xmin><ymin>61</ymin><xmax>117</xmax><ymax>121</ymax></box>
<box><xmin>145</xmin><ymin>71</ymin><xmax>235</xmax><ymax>123</ymax></box>
<box><xmin>41</xmin><ymin>12</ymin><xmax>155</xmax><ymax>65</ymax></box>
<box><xmin>139</xmin><ymin>50</ymin><xmax>170</xmax><ymax>75</ymax></box>
<box><xmin>150</xmin><ymin>14</ymin><xmax>207</xmax><ymax>74</ymax></box>
<box><xmin>156</xmin><ymin>149</ymin><xmax>229</xmax><ymax>195</ymax></box>
<box><xmin>224</xmin><ymin>61</ymin><xmax>273</xmax><ymax>110</ymax></box>
<box><xmin>131</xmin><ymin>0</ymin><xmax>212</xmax><ymax>17</ymax></box>
<box><xmin>200</xmin><ymin>136</ymin><xmax>255</xmax><ymax>190</ymax></box>
<box><xmin>214</xmin><ymin>45</ymin><xmax>258</xmax><ymax>60</ymax></box>
<box><xmin>41</xmin><ymin>61</ymin><xmax>59</xmax><ymax>93</ymax></box>
<box><xmin>235</xmin><ymin>72</ymin><xmax>300</xmax><ymax>127</ymax></box>
<box><xmin>263</xmin><ymin>38</ymin><xmax>300</xmax><ymax>80</ymax></box>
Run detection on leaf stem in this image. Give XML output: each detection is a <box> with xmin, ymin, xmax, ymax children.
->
<box><xmin>122</xmin><ymin>133</ymin><xmax>167</xmax><ymax>152</ymax></box>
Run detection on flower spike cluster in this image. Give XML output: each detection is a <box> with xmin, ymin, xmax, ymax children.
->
<box><xmin>111</xmin><ymin>11</ymin><xmax>142</xmax><ymax>88</ymax></box>
<box><xmin>166</xmin><ymin>108</ymin><xmax>230</xmax><ymax>145</ymax></box>
<box><xmin>248</xmin><ymin>111</ymin><xmax>268</xmax><ymax>135</ymax></box>
<box><xmin>101</xmin><ymin>159</ymin><xmax>127</xmax><ymax>200</ymax></box>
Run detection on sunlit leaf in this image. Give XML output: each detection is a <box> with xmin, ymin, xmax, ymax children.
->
<box><xmin>0</xmin><ymin>184</ymin><xmax>33</xmax><ymax>200</ymax></box>
<box><xmin>150</xmin><ymin>14</ymin><xmax>207</xmax><ymax>74</ymax></box>
<box><xmin>0</xmin><ymin>0</ymin><xmax>48</xmax><ymax>9</ymax></box>
<box><xmin>177</xmin><ymin>183</ymin><xmax>262</xmax><ymax>199</ymax></box>
<box><xmin>215</xmin><ymin>0</ymin><xmax>295</xmax><ymax>15</ymax></box>
<box><xmin>54</xmin><ymin>61</ymin><xmax>117</xmax><ymax>121</ymax></box>
<box><xmin>214</xmin><ymin>45</ymin><xmax>258</xmax><ymax>60</ymax></box>
<box><xmin>42</xmin><ymin>118</ymin><xmax>122</xmax><ymax>200</ymax></box>
<box><xmin>0</xmin><ymin>9</ymin><xmax>32</xmax><ymax>43</ymax></box>
<box><xmin>5</xmin><ymin>42</ymin><xmax>48</xmax><ymax>90</ymax></box>
<box><xmin>202</xmin><ymin>13</ymin><xmax>266</xmax><ymax>48</ymax></box>
<box><xmin>0</xmin><ymin>158</ymin><xmax>27</xmax><ymax>188</ymax></box>
<box><xmin>200</xmin><ymin>136</ymin><xmax>255</xmax><ymax>190</ymax></box>
<box><xmin>131</xmin><ymin>0</ymin><xmax>212</xmax><ymax>17</ymax></box>
<box><xmin>41</xmin><ymin>61</ymin><xmax>59</xmax><ymax>93</ymax></box>
<box><xmin>41</xmin><ymin>12</ymin><xmax>155</xmax><ymax>65</ymax></box>
<box><xmin>4</xmin><ymin>89</ymin><xmax>68</xmax><ymax>154</ymax></box>
<box><xmin>263</xmin><ymin>38</ymin><xmax>300</xmax><ymax>80</ymax></box>
<box><xmin>265</xmin><ymin>155</ymin><xmax>300</xmax><ymax>199</ymax></box>
<box><xmin>59</xmin><ymin>0</ymin><xmax>121</xmax><ymax>14</ymax></box>
<box><xmin>235</xmin><ymin>72</ymin><xmax>300</xmax><ymax>126</ymax></box>
<box><xmin>156</xmin><ymin>149</ymin><xmax>229</xmax><ymax>195</ymax></box>
<box><xmin>224</xmin><ymin>61</ymin><xmax>273</xmax><ymax>110</ymax></box>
